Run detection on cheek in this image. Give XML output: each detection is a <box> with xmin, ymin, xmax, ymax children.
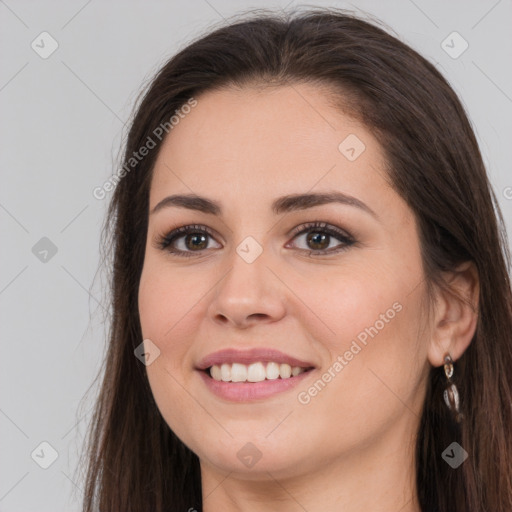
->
<box><xmin>138</xmin><ymin>267</ymin><xmax>197</xmax><ymax>448</ymax></box>
<box><xmin>138</xmin><ymin>263</ymin><xmax>186</xmax><ymax>381</ymax></box>
<box><xmin>292</xmin><ymin>256</ymin><xmax>427</xmax><ymax>427</ymax></box>
<box><xmin>297</xmin><ymin>280</ymin><xmax>427</xmax><ymax>447</ymax></box>
<box><xmin>288</xmin><ymin>255</ymin><xmax>420</xmax><ymax>359</ymax></box>
<box><xmin>138</xmin><ymin>258</ymin><xmax>215</xmax><ymax>437</ymax></box>
<box><xmin>138</xmin><ymin>256</ymin><xmax>202</xmax><ymax>345</ymax></box>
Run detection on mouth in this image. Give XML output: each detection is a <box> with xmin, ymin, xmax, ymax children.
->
<box><xmin>202</xmin><ymin>362</ymin><xmax>315</xmax><ymax>383</ymax></box>
<box><xmin>195</xmin><ymin>348</ymin><xmax>317</xmax><ymax>402</ymax></box>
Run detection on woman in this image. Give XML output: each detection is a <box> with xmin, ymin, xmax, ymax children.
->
<box><xmin>79</xmin><ymin>7</ymin><xmax>512</xmax><ymax>511</ymax></box>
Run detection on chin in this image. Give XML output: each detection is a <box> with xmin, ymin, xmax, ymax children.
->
<box><xmin>194</xmin><ymin>435</ymin><xmax>312</xmax><ymax>479</ymax></box>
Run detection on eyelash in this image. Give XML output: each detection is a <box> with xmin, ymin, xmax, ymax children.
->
<box><xmin>155</xmin><ymin>221</ymin><xmax>356</xmax><ymax>258</ymax></box>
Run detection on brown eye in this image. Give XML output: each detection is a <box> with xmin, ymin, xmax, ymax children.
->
<box><xmin>183</xmin><ymin>233</ymin><xmax>208</xmax><ymax>251</ymax></box>
<box><xmin>157</xmin><ymin>224</ymin><xmax>221</xmax><ymax>257</ymax></box>
<box><xmin>305</xmin><ymin>231</ymin><xmax>330</xmax><ymax>251</ymax></box>
<box><xmin>288</xmin><ymin>221</ymin><xmax>355</xmax><ymax>255</ymax></box>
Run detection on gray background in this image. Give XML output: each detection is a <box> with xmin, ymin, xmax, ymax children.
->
<box><xmin>1</xmin><ymin>0</ymin><xmax>511</xmax><ymax>510</ymax></box>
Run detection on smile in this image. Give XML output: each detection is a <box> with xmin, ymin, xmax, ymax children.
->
<box><xmin>195</xmin><ymin>347</ymin><xmax>317</xmax><ymax>401</ymax></box>
<box><xmin>208</xmin><ymin>362</ymin><xmax>312</xmax><ymax>382</ymax></box>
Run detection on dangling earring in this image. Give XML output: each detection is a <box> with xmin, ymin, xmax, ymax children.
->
<box><xmin>443</xmin><ymin>354</ymin><xmax>463</xmax><ymax>423</ymax></box>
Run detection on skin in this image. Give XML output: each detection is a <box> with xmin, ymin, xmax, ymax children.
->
<box><xmin>138</xmin><ymin>83</ymin><xmax>479</xmax><ymax>512</ymax></box>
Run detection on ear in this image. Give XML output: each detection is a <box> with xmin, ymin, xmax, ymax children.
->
<box><xmin>427</xmin><ymin>261</ymin><xmax>480</xmax><ymax>367</ymax></box>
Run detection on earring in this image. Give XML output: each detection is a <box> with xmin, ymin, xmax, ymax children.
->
<box><xmin>443</xmin><ymin>354</ymin><xmax>463</xmax><ymax>423</ymax></box>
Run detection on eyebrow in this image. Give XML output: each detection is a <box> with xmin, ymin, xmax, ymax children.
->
<box><xmin>150</xmin><ymin>191</ymin><xmax>378</xmax><ymax>219</ymax></box>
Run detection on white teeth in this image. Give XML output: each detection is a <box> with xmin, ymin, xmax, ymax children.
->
<box><xmin>247</xmin><ymin>362</ymin><xmax>267</xmax><ymax>382</ymax></box>
<box><xmin>220</xmin><ymin>363</ymin><xmax>231</xmax><ymax>382</ymax></box>
<box><xmin>231</xmin><ymin>363</ymin><xmax>247</xmax><ymax>382</ymax></box>
<box><xmin>208</xmin><ymin>362</ymin><xmax>309</xmax><ymax>382</ymax></box>
<box><xmin>291</xmin><ymin>366</ymin><xmax>302</xmax><ymax>377</ymax></box>
<box><xmin>210</xmin><ymin>364</ymin><xmax>222</xmax><ymax>380</ymax></box>
<box><xmin>266</xmin><ymin>362</ymin><xmax>280</xmax><ymax>380</ymax></box>
<box><xmin>279</xmin><ymin>363</ymin><xmax>292</xmax><ymax>379</ymax></box>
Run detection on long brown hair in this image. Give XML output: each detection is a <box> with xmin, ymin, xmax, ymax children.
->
<box><xmin>78</xmin><ymin>7</ymin><xmax>512</xmax><ymax>511</ymax></box>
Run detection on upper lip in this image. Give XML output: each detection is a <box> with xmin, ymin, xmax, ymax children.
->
<box><xmin>195</xmin><ymin>348</ymin><xmax>316</xmax><ymax>371</ymax></box>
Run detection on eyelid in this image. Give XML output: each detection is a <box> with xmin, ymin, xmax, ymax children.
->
<box><xmin>287</xmin><ymin>221</ymin><xmax>354</xmax><ymax>241</ymax></box>
<box><xmin>153</xmin><ymin>223</ymin><xmax>219</xmax><ymax>251</ymax></box>
<box><xmin>155</xmin><ymin>220</ymin><xmax>356</xmax><ymax>257</ymax></box>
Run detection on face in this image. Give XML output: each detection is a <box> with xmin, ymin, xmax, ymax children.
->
<box><xmin>138</xmin><ymin>83</ymin><xmax>432</xmax><ymax>480</ymax></box>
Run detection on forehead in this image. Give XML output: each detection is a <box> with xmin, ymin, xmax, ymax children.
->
<box><xmin>149</xmin><ymin>83</ymin><xmax>394</xmax><ymax>217</ymax></box>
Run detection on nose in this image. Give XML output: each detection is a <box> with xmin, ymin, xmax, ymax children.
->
<box><xmin>206</xmin><ymin>243</ymin><xmax>287</xmax><ymax>329</ymax></box>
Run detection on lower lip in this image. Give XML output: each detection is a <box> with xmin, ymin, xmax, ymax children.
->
<box><xmin>197</xmin><ymin>369</ymin><xmax>315</xmax><ymax>402</ymax></box>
